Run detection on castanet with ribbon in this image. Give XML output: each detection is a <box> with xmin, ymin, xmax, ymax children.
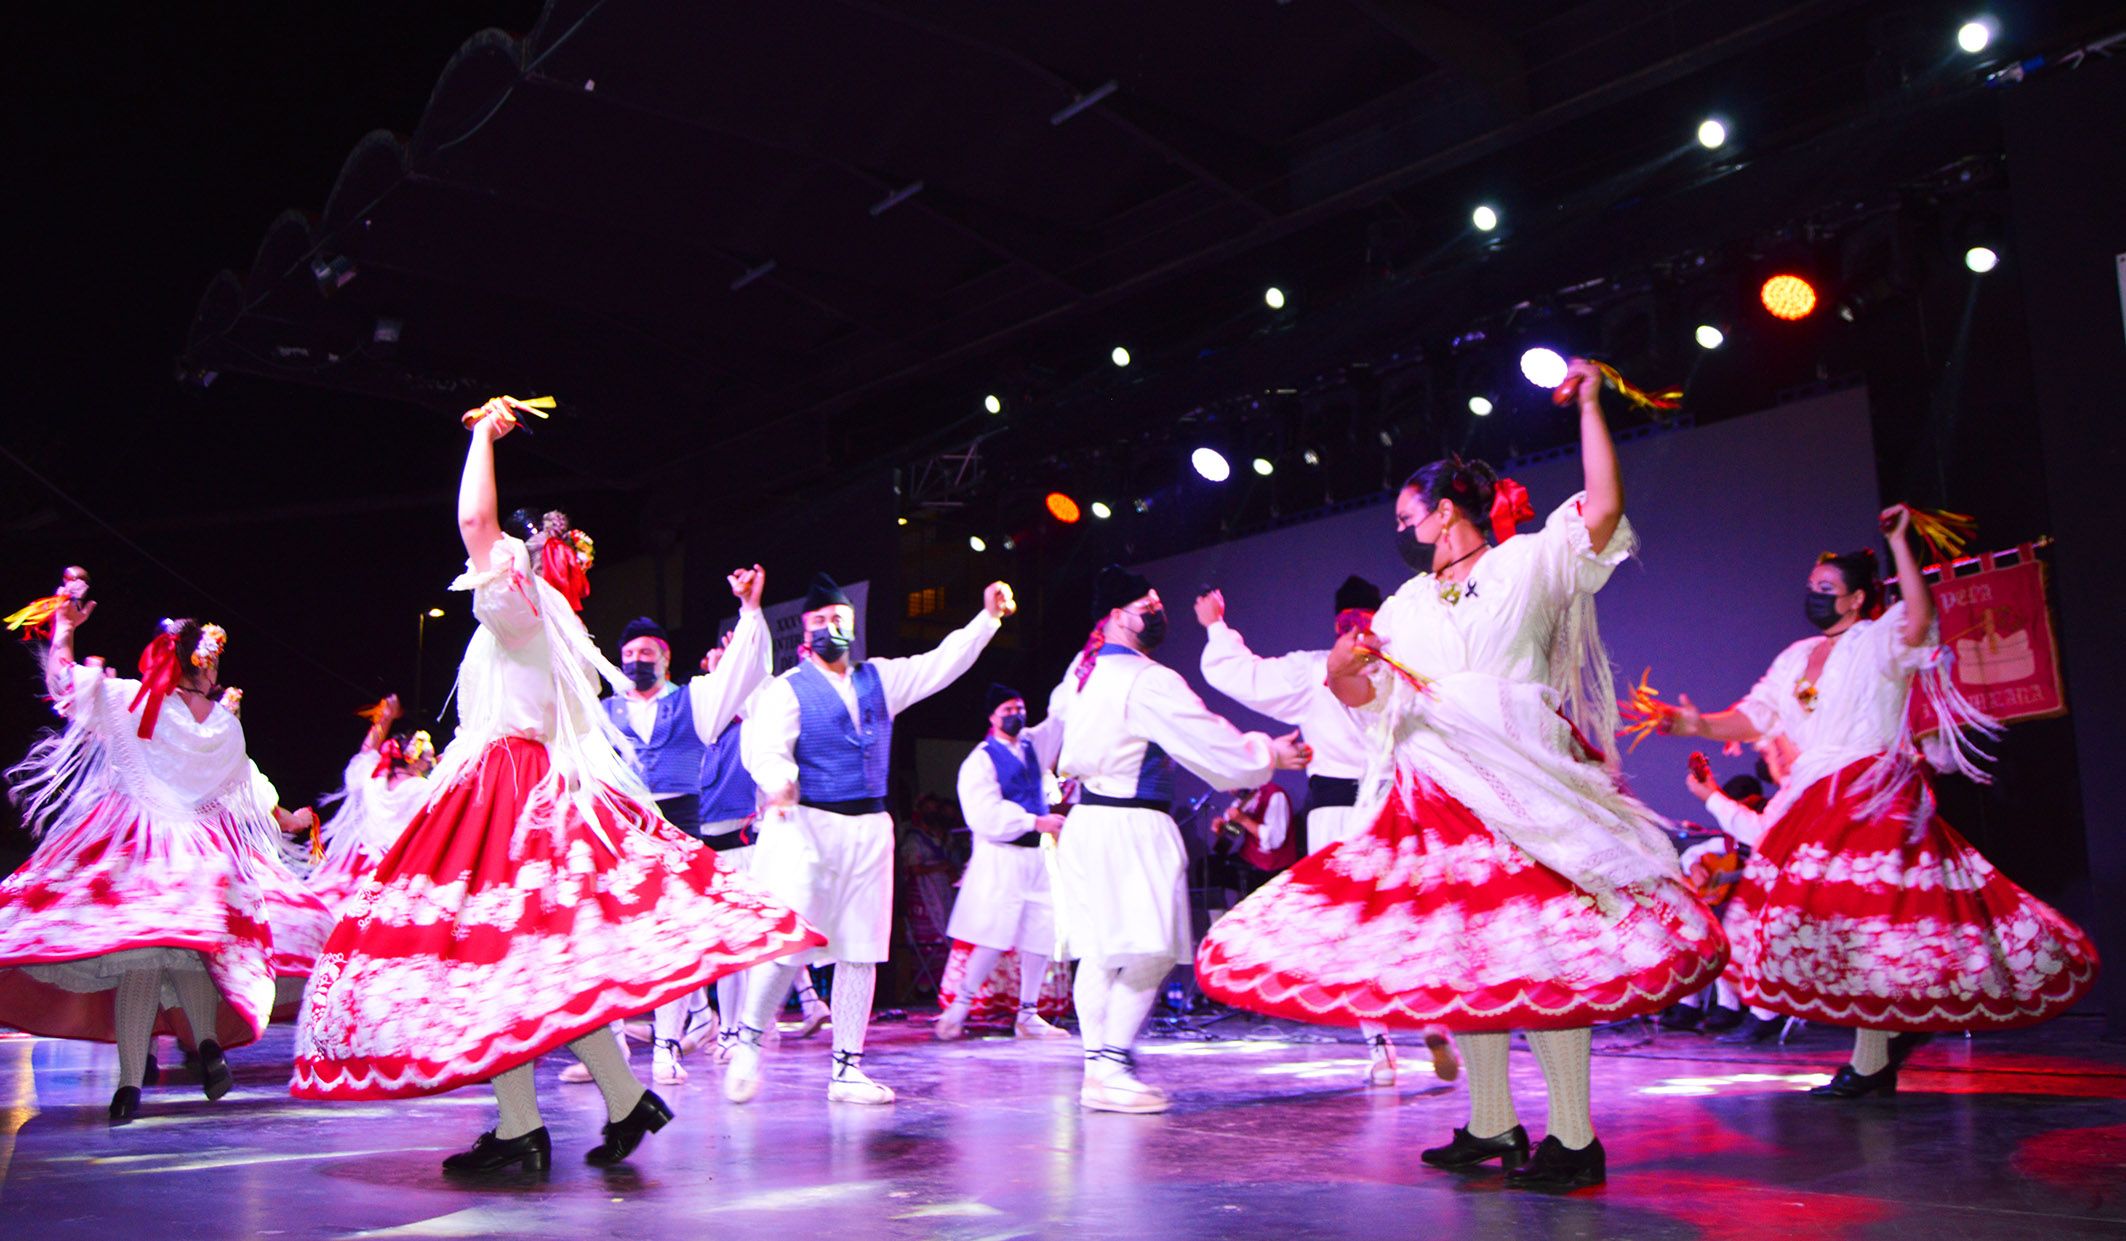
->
<box><xmin>1553</xmin><ymin>361</ymin><xmax>1684</xmax><ymax>412</ymax></box>
<box><xmin>458</xmin><ymin>394</ymin><xmax>556</xmax><ymax>432</ymax></box>
<box><xmin>5</xmin><ymin>566</ymin><xmax>90</xmax><ymax>642</ymax></box>
<box><xmin>1884</xmin><ymin>504</ymin><xmax>1979</xmax><ymax>568</ymax></box>
<box><xmin>1615</xmin><ymin>667</ymin><xmax>1667</xmax><ymax>754</ymax></box>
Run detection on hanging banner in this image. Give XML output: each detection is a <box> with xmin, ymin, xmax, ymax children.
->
<box><xmin>1911</xmin><ymin>553</ymin><xmax>2066</xmax><ymax>733</ymax></box>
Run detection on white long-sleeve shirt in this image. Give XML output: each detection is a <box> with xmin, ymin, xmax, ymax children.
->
<box><xmin>618</xmin><ymin>607</ymin><xmax>771</xmax><ymax>747</ymax></box>
<box><xmin>742</xmin><ymin>610</ymin><xmax>1002</xmax><ymax>796</ymax></box>
<box><xmin>1200</xmin><ymin>620</ymin><xmax>1371</xmax><ymax>780</ymax></box>
<box><xmin>1060</xmin><ymin>647</ymin><xmax>1276</xmax><ymax>800</ymax></box>
<box><xmin>1222</xmin><ymin>785</ymin><xmax>1291</xmax><ymax>852</ymax></box>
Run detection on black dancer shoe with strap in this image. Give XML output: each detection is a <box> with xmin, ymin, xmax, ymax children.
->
<box><xmin>1717</xmin><ymin>1014</ymin><xmax>1784</xmax><ymax>1045</ymax></box>
<box><xmin>108</xmin><ymin>1086</ymin><xmax>141</xmax><ymax>1124</ymax></box>
<box><xmin>1700</xmin><ymin>1005</ymin><xmax>1745</xmax><ymax>1033</ymax></box>
<box><xmin>196</xmin><ymin>1040</ymin><xmax>233</xmax><ymax>1101</ymax></box>
<box><xmin>442</xmin><ymin>1127</ymin><xmax>552</xmax><ymax>1175</ymax></box>
<box><xmin>1505</xmin><ymin>1135</ymin><xmax>1607</xmax><ymax>1190</ymax></box>
<box><xmin>1420</xmin><ymin>1125</ymin><xmax>1531</xmax><ymax>1170</ymax></box>
<box><xmin>141</xmin><ymin>1053</ymin><xmax>158</xmax><ymax>1088</ymax></box>
<box><xmin>585</xmin><ymin>1090</ymin><xmax>673</xmax><ymax>1165</ymax></box>
<box><xmin>1809</xmin><ymin>1063</ymin><xmax>1898</xmax><ymax>1099</ymax></box>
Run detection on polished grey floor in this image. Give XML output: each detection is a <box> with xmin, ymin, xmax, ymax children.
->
<box><xmin>2</xmin><ymin>1011</ymin><xmax>2123</xmax><ymax>1239</ymax></box>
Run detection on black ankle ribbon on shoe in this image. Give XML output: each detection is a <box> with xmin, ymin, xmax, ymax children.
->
<box><xmin>1086</xmin><ymin>1047</ymin><xmax>1138</xmax><ymax>1071</ymax></box>
<box><xmin>654</xmin><ymin>1038</ymin><xmax>681</xmax><ymax>1057</ymax></box>
<box><xmin>1366</xmin><ymin>1033</ymin><xmax>1393</xmax><ymax>1051</ymax></box>
<box><xmin>738</xmin><ymin>1024</ymin><xmax>766</xmax><ymax>1049</ymax></box>
<box><xmin>831</xmin><ymin>1050</ymin><xmax>863</xmax><ymax>1078</ymax></box>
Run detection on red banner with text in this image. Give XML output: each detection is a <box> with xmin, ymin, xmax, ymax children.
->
<box><xmin>1911</xmin><ymin>552</ymin><xmax>2067</xmax><ymax>735</ymax></box>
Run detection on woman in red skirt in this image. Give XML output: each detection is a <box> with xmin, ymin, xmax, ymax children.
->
<box><xmin>0</xmin><ymin>606</ymin><xmax>291</xmax><ymax>1123</ymax></box>
<box><xmin>1653</xmin><ymin>507</ymin><xmax>2097</xmax><ymax>1096</ymax></box>
<box><xmin>1197</xmin><ymin>359</ymin><xmax>1726</xmax><ymax>1190</ymax></box>
<box><xmin>291</xmin><ymin>398</ymin><xmax>823</xmax><ymax>1175</ymax></box>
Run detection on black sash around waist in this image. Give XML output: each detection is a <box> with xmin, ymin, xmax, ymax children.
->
<box><xmin>799</xmin><ymin>797</ymin><xmax>887</xmax><ymax>816</ymax></box>
<box><xmin>1306</xmin><ymin>775</ymin><xmax>1360</xmax><ymax>809</ymax></box>
<box><xmin>1075</xmin><ymin>792</ymin><xmax>1170</xmax><ymax>813</ymax></box>
<box><xmin>1006</xmin><ymin>830</ymin><xmax>1044</xmax><ymax>847</ymax></box>
<box><xmin>703</xmin><ymin>825</ymin><xmax>755</xmax><ymax>851</ymax></box>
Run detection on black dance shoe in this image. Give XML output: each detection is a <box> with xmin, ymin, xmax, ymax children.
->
<box><xmin>1505</xmin><ymin>1135</ymin><xmax>1607</xmax><ymax>1190</ymax></box>
<box><xmin>1420</xmin><ymin>1124</ymin><xmax>1531</xmax><ymax>1170</ymax></box>
<box><xmin>1809</xmin><ymin>1063</ymin><xmax>1898</xmax><ymax>1098</ymax></box>
<box><xmin>196</xmin><ymin>1040</ymin><xmax>233</xmax><ymax>1101</ymax></box>
<box><xmin>1700</xmin><ymin>1005</ymin><xmax>1745</xmax><ymax>1033</ymax></box>
<box><xmin>108</xmin><ymin>1086</ymin><xmax>141</xmax><ymax>1124</ymax></box>
<box><xmin>1887</xmin><ymin>1032</ymin><xmax>1935</xmax><ymax>1072</ymax></box>
<box><xmin>585</xmin><ymin>1090</ymin><xmax>673</xmax><ymax>1166</ymax></box>
<box><xmin>1657</xmin><ymin>1004</ymin><xmax>1703</xmax><ymax>1032</ymax></box>
<box><xmin>1717</xmin><ymin>1014</ymin><xmax>1784</xmax><ymax>1045</ymax></box>
<box><xmin>441</xmin><ymin>1127</ymin><xmax>552</xmax><ymax>1175</ymax></box>
<box><xmin>141</xmin><ymin>1053</ymin><xmax>159</xmax><ymax>1088</ymax></box>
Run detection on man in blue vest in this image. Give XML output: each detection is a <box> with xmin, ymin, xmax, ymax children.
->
<box><xmin>731</xmin><ymin>572</ymin><xmax>1015</xmax><ymax>1105</ymax></box>
<box><xmin>936</xmin><ymin>683</ymin><xmax>1072</xmax><ymax>1042</ymax></box>
<box><xmin>580</xmin><ymin>567</ymin><xmax>771</xmax><ymax>1087</ymax></box>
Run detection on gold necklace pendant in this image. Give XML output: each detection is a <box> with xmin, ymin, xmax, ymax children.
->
<box><xmin>1436</xmin><ymin>578</ymin><xmax>1464</xmax><ymax>606</ymax></box>
<box><xmin>1794</xmin><ymin>678</ymin><xmax>1818</xmax><ymax>712</ymax></box>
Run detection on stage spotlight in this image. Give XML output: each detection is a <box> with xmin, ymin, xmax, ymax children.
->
<box><xmin>968</xmin><ymin>535</ymin><xmax>987</xmax><ymax>553</ymax></box>
<box><xmin>1002</xmin><ymin>536</ymin><xmax>1016</xmax><ymax>551</ymax></box>
<box><xmin>1045</xmin><ymin>492</ymin><xmax>1082</xmax><ymax>523</ymax></box>
<box><xmin>1695</xmin><ymin>324</ymin><xmax>1725</xmax><ymax>350</ymax></box>
<box><xmin>1264</xmin><ymin>286</ymin><xmax>1287</xmax><ymax>310</ymax></box>
<box><xmin>1132</xmin><ymin>498</ymin><xmax>1151</xmax><ymax>514</ymax></box>
<box><xmin>1090</xmin><ymin>500</ymin><xmax>1113</xmax><ymax>520</ymax></box>
<box><xmin>1471</xmin><ymin>204</ymin><xmax>1500</xmax><ymax>232</ymax></box>
<box><xmin>426</xmin><ymin>608</ymin><xmax>445</xmax><ymax>619</ymax></box>
<box><xmin>1301</xmin><ymin>448</ymin><xmax>1321</xmax><ymax>466</ymax></box>
<box><xmin>1964</xmin><ymin>246</ymin><xmax>1999</xmax><ymax>273</ymax></box>
<box><xmin>1697</xmin><ymin>118</ymin><xmax>1727</xmax><ymax>150</ymax></box>
<box><xmin>1111</xmin><ymin>346</ymin><xmax>1131</xmax><ymax>367</ymax></box>
<box><xmin>984</xmin><ymin>393</ymin><xmax>1003</xmax><ymax>414</ymax></box>
<box><xmin>1518</xmin><ymin>347</ymin><xmax>1567</xmax><ymax>389</ymax></box>
<box><xmin>1192</xmin><ymin>447</ymin><xmax>1232</xmax><ymax>482</ymax></box>
<box><xmin>1468</xmin><ymin>395</ymin><xmax>1494</xmax><ymax>416</ymax></box>
<box><xmin>1251</xmin><ymin>456</ymin><xmax>1274</xmax><ymax>476</ymax></box>
<box><xmin>1958</xmin><ymin>18</ymin><xmax>1995</xmax><ymax>54</ymax></box>
<box><xmin>1759</xmin><ymin>274</ymin><xmax>1818</xmax><ymax>321</ymax></box>
<box><xmin>897</xmin><ymin>516</ymin><xmax>908</xmax><ymax>526</ymax></box>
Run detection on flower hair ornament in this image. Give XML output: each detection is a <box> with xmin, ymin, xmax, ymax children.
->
<box><xmin>192</xmin><ymin>623</ymin><xmax>227</xmax><ymax>668</ymax></box>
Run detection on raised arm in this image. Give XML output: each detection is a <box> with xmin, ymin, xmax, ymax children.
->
<box><xmin>1881</xmin><ymin>506</ymin><xmax>1934</xmax><ymax>647</ymax></box>
<box><xmin>456</xmin><ymin>399</ymin><xmax>521</xmax><ymax>565</ymax></box>
<box><xmin>871</xmin><ymin>582</ymin><xmax>1013</xmax><ymax>715</ymax></box>
<box><xmin>690</xmin><ymin>567</ymin><xmax>773</xmax><ymax>742</ymax></box>
<box><xmin>1198</xmin><ymin>592</ymin><xmax>1322</xmax><ymax>723</ymax></box>
<box><xmin>1659</xmin><ymin>693</ymin><xmax>1763</xmax><ymax>745</ymax></box>
<box><xmin>42</xmin><ymin>597</ymin><xmax>93</xmax><ymax>703</ymax></box>
<box><xmin>1563</xmin><ymin>358</ymin><xmax>1623</xmax><ymax>554</ymax></box>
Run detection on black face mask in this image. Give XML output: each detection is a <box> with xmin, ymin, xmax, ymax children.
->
<box><xmin>1804</xmin><ymin>591</ymin><xmax>1845</xmax><ymax>631</ymax></box>
<box><xmin>1395</xmin><ymin>522</ymin><xmax>1431</xmax><ymax>572</ymax></box>
<box><xmin>1133</xmin><ymin>607</ymin><xmax>1169</xmax><ymax>651</ymax></box>
<box><xmin>999</xmin><ymin>713</ymin><xmax>1026</xmax><ymax>737</ymax></box>
<box><xmin>622</xmin><ymin>659</ymin><xmax>660</xmax><ymax>691</ymax></box>
<box><xmin>808</xmin><ymin>627</ymin><xmax>852</xmax><ymax>662</ymax></box>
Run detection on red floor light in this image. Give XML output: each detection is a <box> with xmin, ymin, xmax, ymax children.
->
<box><xmin>1760</xmin><ymin>273</ymin><xmax>1819</xmax><ymax>321</ymax></box>
<box><xmin>1045</xmin><ymin>492</ymin><xmax>1082</xmax><ymax>523</ymax></box>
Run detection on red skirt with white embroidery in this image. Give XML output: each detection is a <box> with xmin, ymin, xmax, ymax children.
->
<box><xmin>1194</xmin><ymin>778</ymin><xmax>1728</xmax><ymax>1031</ymax></box>
<box><xmin>1733</xmin><ymin>758</ymin><xmax>2098</xmax><ymax>1032</ymax></box>
<box><xmin>291</xmin><ymin>737</ymin><xmax>824</xmax><ymax>1099</ymax></box>
<box><xmin>248</xmin><ymin>844</ymin><xmax>333</xmax><ymax>979</ymax></box>
<box><xmin>0</xmin><ymin>795</ymin><xmax>278</xmax><ymax>1049</ymax></box>
<box><xmin>304</xmin><ymin>847</ymin><xmax>376</xmax><ymax>926</ymax></box>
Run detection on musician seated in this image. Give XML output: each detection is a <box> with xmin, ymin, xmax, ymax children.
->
<box><xmin>1206</xmin><ymin>782</ymin><xmax>1296</xmax><ymax>900</ymax></box>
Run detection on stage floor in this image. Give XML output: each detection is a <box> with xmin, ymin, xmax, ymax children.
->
<box><xmin>2</xmin><ymin>1012</ymin><xmax>2123</xmax><ymax>1239</ymax></box>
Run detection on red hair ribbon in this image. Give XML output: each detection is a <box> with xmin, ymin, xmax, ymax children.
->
<box><xmin>371</xmin><ymin>737</ymin><xmax>405</xmax><ymax>779</ymax></box>
<box><xmin>1073</xmin><ymin>622</ymin><xmax>1107</xmax><ymax>690</ymax></box>
<box><xmin>1490</xmin><ymin>477</ymin><xmax>1535</xmax><ymax>543</ymax></box>
<box><xmin>128</xmin><ymin>631</ymin><xmax>182</xmax><ymax>740</ymax></box>
<box><xmin>540</xmin><ymin>539</ymin><xmax>591</xmax><ymax>613</ymax></box>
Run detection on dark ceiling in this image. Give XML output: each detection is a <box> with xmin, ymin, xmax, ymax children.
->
<box><xmin>180</xmin><ymin>0</ymin><xmax>2100</xmax><ymax>514</ymax></box>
